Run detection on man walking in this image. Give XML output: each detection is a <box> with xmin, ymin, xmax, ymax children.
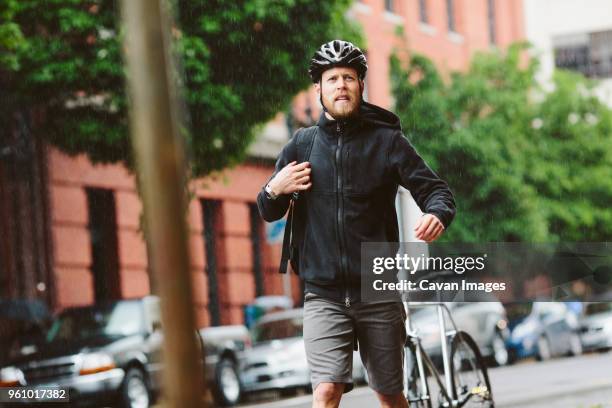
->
<box><xmin>257</xmin><ymin>40</ymin><xmax>456</xmax><ymax>408</ymax></box>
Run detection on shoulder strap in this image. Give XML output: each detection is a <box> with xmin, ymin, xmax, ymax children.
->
<box><xmin>295</xmin><ymin>126</ymin><xmax>317</xmax><ymax>162</ymax></box>
<box><xmin>279</xmin><ymin>199</ymin><xmax>294</xmax><ymax>274</ymax></box>
<box><xmin>292</xmin><ymin>126</ymin><xmax>317</xmax><ymax>200</ymax></box>
<box><xmin>302</xmin><ymin>126</ymin><xmax>317</xmax><ymax>162</ymax></box>
<box><xmin>280</xmin><ymin>127</ymin><xmax>317</xmax><ymax>274</ymax></box>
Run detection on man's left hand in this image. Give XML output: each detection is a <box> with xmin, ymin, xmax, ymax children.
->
<box><xmin>414</xmin><ymin>214</ymin><xmax>445</xmax><ymax>242</ymax></box>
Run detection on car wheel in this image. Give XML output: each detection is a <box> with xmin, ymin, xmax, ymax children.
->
<box><xmin>213</xmin><ymin>358</ymin><xmax>242</xmax><ymax>407</ymax></box>
<box><xmin>491</xmin><ymin>331</ymin><xmax>509</xmax><ymax>366</ymax></box>
<box><xmin>568</xmin><ymin>333</ymin><xmax>583</xmax><ymax>356</ymax></box>
<box><xmin>536</xmin><ymin>336</ymin><xmax>552</xmax><ymax>361</ymax></box>
<box><xmin>119</xmin><ymin>368</ymin><xmax>150</xmax><ymax>408</ymax></box>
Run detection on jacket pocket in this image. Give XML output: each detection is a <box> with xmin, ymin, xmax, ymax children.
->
<box><xmin>300</xmin><ymin>192</ymin><xmax>341</xmax><ymax>284</ymax></box>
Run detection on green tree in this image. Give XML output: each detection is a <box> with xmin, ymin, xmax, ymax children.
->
<box><xmin>391</xmin><ymin>44</ymin><xmax>612</xmax><ymax>242</ymax></box>
<box><xmin>0</xmin><ymin>0</ymin><xmax>362</xmax><ymax>176</ymax></box>
<box><xmin>0</xmin><ymin>0</ymin><xmax>24</xmax><ymax>71</ymax></box>
<box><xmin>526</xmin><ymin>70</ymin><xmax>612</xmax><ymax>241</ymax></box>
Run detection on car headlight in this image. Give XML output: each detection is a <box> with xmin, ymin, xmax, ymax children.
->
<box><xmin>0</xmin><ymin>366</ymin><xmax>25</xmax><ymax>386</ymax></box>
<box><xmin>78</xmin><ymin>353</ymin><xmax>116</xmax><ymax>376</ymax></box>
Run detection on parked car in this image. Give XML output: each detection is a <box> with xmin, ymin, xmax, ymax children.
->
<box><xmin>505</xmin><ymin>302</ymin><xmax>582</xmax><ymax>361</ymax></box>
<box><xmin>579</xmin><ymin>302</ymin><xmax>612</xmax><ymax>352</ymax></box>
<box><xmin>0</xmin><ymin>296</ymin><xmax>248</xmax><ymax>407</ymax></box>
<box><xmin>408</xmin><ymin>301</ymin><xmax>511</xmax><ymax>367</ymax></box>
<box><xmin>0</xmin><ymin>298</ymin><xmax>51</xmax><ymax>365</ymax></box>
<box><xmin>240</xmin><ymin>308</ymin><xmax>366</xmax><ymax>395</ymax></box>
<box><xmin>200</xmin><ymin>325</ymin><xmax>250</xmax><ymax>406</ymax></box>
<box><xmin>0</xmin><ymin>296</ymin><xmax>163</xmax><ymax>407</ymax></box>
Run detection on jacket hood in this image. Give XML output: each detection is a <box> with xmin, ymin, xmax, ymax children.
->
<box><xmin>317</xmin><ymin>101</ymin><xmax>401</xmax><ymax>134</ymax></box>
<box><xmin>359</xmin><ymin>101</ymin><xmax>401</xmax><ymax>129</ymax></box>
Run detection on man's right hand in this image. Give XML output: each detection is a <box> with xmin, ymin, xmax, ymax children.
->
<box><xmin>268</xmin><ymin>161</ymin><xmax>312</xmax><ymax>196</ymax></box>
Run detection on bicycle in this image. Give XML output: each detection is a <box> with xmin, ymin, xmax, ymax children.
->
<box><xmin>401</xmin><ymin>270</ymin><xmax>495</xmax><ymax>408</ymax></box>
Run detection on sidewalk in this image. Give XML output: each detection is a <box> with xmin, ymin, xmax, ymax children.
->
<box><xmin>238</xmin><ymin>352</ymin><xmax>612</xmax><ymax>408</ymax></box>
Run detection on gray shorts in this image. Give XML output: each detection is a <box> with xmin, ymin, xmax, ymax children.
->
<box><xmin>303</xmin><ymin>292</ymin><xmax>407</xmax><ymax>395</ymax></box>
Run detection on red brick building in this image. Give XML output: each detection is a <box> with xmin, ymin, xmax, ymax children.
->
<box><xmin>0</xmin><ymin>0</ymin><xmax>524</xmax><ymax>327</ymax></box>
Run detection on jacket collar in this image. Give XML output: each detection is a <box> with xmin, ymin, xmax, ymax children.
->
<box><xmin>316</xmin><ymin>105</ymin><xmax>364</xmax><ymax>136</ymax></box>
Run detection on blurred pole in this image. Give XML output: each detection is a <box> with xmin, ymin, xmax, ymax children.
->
<box><xmin>120</xmin><ymin>1</ymin><xmax>205</xmax><ymax>407</ymax></box>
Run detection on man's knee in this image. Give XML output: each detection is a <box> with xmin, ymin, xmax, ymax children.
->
<box><xmin>375</xmin><ymin>390</ymin><xmax>408</xmax><ymax>408</ymax></box>
<box><xmin>313</xmin><ymin>382</ymin><xmax>344</xmax><ymax>403</ymax></box>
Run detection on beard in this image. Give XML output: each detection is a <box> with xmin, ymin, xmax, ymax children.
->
<box><xmin>323</xmin><ymin>95</ymin><xmax>360</xmax><ymax>120</ymax></box>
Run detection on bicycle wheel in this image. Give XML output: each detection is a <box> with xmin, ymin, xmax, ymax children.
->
<box><xmin>449</xmin><ymin>331</ymin><xmax>494</xmax><ymax>407</ymax></box>
<box><xmin>405</xmin><ymin>339</ymin><xmax>433</xmax><ymax>408</ymax></box>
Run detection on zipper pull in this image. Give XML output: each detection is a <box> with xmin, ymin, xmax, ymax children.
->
<box><xmin>345</xmin><ymin>297</ymin><xmax>351</xmax><ymax>308</ymax></box>
<box><xmin>336</xmin><ymin>123</ymin><xmax>341</xmax><ymax>133</ymax></box>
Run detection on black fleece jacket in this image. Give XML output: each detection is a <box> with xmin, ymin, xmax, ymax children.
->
<box><xmin>257</xmin><ymin>101</ymin><xmax>456</xmax><ymax>304</ymax></box>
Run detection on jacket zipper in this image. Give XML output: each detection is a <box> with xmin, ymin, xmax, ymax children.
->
<box><xmin>336</xmin><ymin>123</ymin><xmax>351</xmax><ymax>307</ymax></box>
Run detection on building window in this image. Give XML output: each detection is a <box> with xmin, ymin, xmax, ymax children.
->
<box><xmin>385</xmin><ymin>0</ymin><xmax>393</xmax><ymax>12</ymax></box>
<box><xmin>446</xmin><ymin>0</ymin><xmax>456</xmax><ymax>32</ymax></box>
<box><xmin>554</xmin><ymin>30</ymin><xmax>612</xmax><ymax>79</ymax></box>
<box><xmin>488</xmin><ymin>0</ymin><xmax>496</xmax><ymax>45</ymax></box>
<box><xmin>419</xmin><ymin>0</ymin><xmax>428</xmax><ymax>23</ymax></box>
<box><xmin>555</xmin><ymin>43</ymin><xmax>590</xmax><ymax>76</ymax></box>
<box><xmin>201</xmin><ymin>199</ymin><xmax>221</xmax><ymax>326</ymax></box>
<box><xmin>86</xmin><ymin>188</ymin><xmax>120</xmax><ymax>302</ymax></box>
<box><xmin>249</xmin><ymin>203</ymin><xmax>265</xmax><ymax>297</ymax></box>
<box><xmin>590</xmin><ymin>30</ymin><xmax>612</xmax><ymax>78</ymax></box>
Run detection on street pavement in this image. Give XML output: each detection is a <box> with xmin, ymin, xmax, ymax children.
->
<box><xmin>239</xmin><ymin>351</ymin><xmax>612</xmax><ymax>408</ymax></box>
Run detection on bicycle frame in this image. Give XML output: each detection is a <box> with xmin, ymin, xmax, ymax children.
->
<box><xmin>403</xmin><ymin>301</ymin><xmax>461</xmax><ymax>408</ymax></box>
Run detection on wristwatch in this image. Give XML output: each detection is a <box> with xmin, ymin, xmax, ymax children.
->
<box><xmin>264</xmin><ymin>184</ymin><xmax>278</xmax><ymax>200</ymax></box>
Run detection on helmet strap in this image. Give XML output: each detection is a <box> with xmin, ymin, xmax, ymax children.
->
<box><xmin>358</xmin><ymin>79</ymin><xmax>364</xmax><ymax>100</ymax></box>
<box><xmin>319</xmin><ymin>79</ymin><xmax>329</xmax><ymax>114</ymax></box>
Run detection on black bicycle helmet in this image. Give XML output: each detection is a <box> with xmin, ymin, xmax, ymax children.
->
<box><xmin>308</xmin><ymin>40</ymin><xmax>368</xmax><ymax>83</ymax></box>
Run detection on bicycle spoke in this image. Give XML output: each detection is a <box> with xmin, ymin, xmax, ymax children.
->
<box><xmin>450</xmin><ymin>332</ymin><xmax>494</xmax><ymax>407</ymax></box>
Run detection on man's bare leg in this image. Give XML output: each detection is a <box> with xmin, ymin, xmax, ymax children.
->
<box><xmin>374</xmin><ymin>390</ymin><xmax>409</xmax><ymax>408</ymax></box>
<box><xmin>312</xmin><ymin>382</ymin><xmax>345</xmax><ymax>408</ymax></box>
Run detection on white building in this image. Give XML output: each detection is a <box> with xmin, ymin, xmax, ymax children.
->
<box><xmin>524</xmin><ymin>0</ymin><xmax>612</xmax><ymax>105</ymax></box>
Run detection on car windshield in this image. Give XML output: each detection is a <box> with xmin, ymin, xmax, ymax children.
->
<box><xmin>45</xmin><ymin>301</ymin><xmax>144</xmax><ymax>342</ymax></box>
<box><xmin>584</xmin><ymin>302</ymin><xmax>612</xmax><ymax>316</ymax></box>
<box><xmin>252</xmin><ymin>317</ymin><xmax>303</xmax><ymax>344</ymax></box>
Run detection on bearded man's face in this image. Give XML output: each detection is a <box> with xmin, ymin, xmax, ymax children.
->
<box><xmin>317</xmin><ymin>66</ymin><xmax>362</xmax><ymax>119</ymax></box>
